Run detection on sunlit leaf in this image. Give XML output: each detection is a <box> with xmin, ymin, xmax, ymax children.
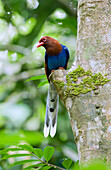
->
<box><xmin>62</xmin><ymin>158</ymin><xmax>72</xmax><ymax>169</ymax></box>
<box><xmin>8</xmin><ymin>51</ymin><xmax>23</xmax><ymax>63</ymax></box>
<box><xmin>27</xmin><ymin>0</ymin><xmax>39</xmax><ymax>9</ymax></box>
<box><xmin>10</xmin><ymin>159</ymin><xmax>38</xmax><ymax>167</ymax></box>
<box><xmin>44</xmin><ymin>146</ymin><xmax>54</xmax><ymax>162</ymax></box>
<box><xmin>0</xmin><ymin>147</ymin><xmax>23</xmax><ymax>154</ymax></box>
<box><xmin>2</xmin><ymin>153</ymin><xmax>32</xmax><ymax>160</ymax></box>
<box><xmin>0</xmin><ymin>0</ymin><xmax>5</xmax><ymax>16</ymax></box>
<box><xmin>23</xmin><ymin>131</ymin><xmax>44</xmax><ymax>145</ymax></box>
<box><xmin>37</xmin><ymin>80</ymin><xmax>48</xmax><ymax>87</ymax></box>
<box><xmin>39</xmin><ymin>166</ymin><xmax>51</xmax><ymax>170</ymax></box>
<box><xmin>34</xmin><ymin>148</ymin><xmax>43</xmax><ymax>158</ymax></box>
<box><xmin>23</xmin><ymin>163</ymin><xmax>45</xmax><ymax>170</ymax></box>
<box><xmin>0</xmin><ymin>130</ymin><xmax>44</xmax><ymax>146</ymax></box>
<box><xmin>12</xmin><ymin>12</ymin><xmax>24</xmax><ymax>27</ymax></box>
<box><xmin>80</xmin><ymin>161</ymin><xmax>110</xmax><ymax>170</ymax></box>
<box><xmin>25</xmin><ymin>75</ymin><xmax>46</xmax><ymax>82</ymax></box>
<box><xmin>0</xmin><ymin>130</ymin><xmax>24</xmax><ymax>145</ymax></box>
<box><xmin>18</xmin><ymin>144</ymin><xmax>34</xmax><ymax>153</ymax></box>
<box><xmin>19</xmin><ymin>17</ymin><xmax>36</xmax><ymax>35</ymax></box>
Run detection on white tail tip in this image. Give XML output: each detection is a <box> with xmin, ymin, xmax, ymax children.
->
<box><xmin>50</xmin><ymin>124</ymin><xmax>57</xmax><ymax>137</ymax></box>
<box><xmin>44</xmin><ymin>124</ymin><xmax>49</xmax><ymax>137</ymax></box>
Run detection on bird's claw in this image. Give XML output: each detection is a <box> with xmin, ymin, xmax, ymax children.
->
<box><xmin>51</xmin><ymin>67</ymin><xmax>64</xmax><ymax>73</ymax></box>
<box><xmin>51</xmin><ymin>70</ymin><xmax>55</xmax><ymax>73</ymax></box>
<box><xmin>59</xmin><ymin>67</ymin><xmax>64</xmax><ymax>70</ymax></box>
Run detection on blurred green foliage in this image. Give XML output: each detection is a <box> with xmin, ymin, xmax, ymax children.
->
<box><xmin>0</xmin><ymin>0</ymin><xmax>78</xmax><ymax>169</ymax></box>
<box><xmin>0</xmin><ymin>144</ymin><xmax>110</xmax><ymax>170</ymax></box>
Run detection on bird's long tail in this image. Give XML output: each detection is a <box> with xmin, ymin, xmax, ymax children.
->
<box><xmin>44</xmin><ymin>81</ymin><xmax>59</xmax><ymax>137</ymax></box>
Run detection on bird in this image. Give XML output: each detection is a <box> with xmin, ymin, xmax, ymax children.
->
<box><xmin>37</xmin><ymin>36</ymin><xmax>69</xmax><ymax>137</ymax></box>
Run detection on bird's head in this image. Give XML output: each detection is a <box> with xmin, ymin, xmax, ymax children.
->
<box><xmin>37</xmin><ymin>36</ymin><xmax>53</xmax><ymax>49</ymax></box>
<box><xmin>37</xmin><ymin>36</ymin><xmax>47</xmax><ymax>48</ymax></box>
<box><xmin>36</xmin><ymin>36</ymin><xmax>62</xmax><ymax>55</ymax></box>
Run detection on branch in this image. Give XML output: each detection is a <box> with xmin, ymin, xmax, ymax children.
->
<box><xmin>49</xmin><ymin>69</ymin><xmax>68</xmax><ymax>107</ymax></box>
<box><xmin>0</xmin><ymin>44</ymin><xmax>31</xmax><ymax>56</ymax></box>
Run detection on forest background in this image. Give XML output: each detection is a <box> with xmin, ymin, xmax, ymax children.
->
<box><xmin>0</xmin><ymin>0</ymin><xmax>78</xmax><ymax>169</ymax></box>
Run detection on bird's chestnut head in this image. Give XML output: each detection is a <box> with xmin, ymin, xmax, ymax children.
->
<box><xmin>36</xmin><ymin>36</ymin><xmax>62</xmax><ymax>55</ymax></box>
<box><xmin>37</xmin><ymin>36</ymin><xmax>51</xmax><ymax>48</ymax></box>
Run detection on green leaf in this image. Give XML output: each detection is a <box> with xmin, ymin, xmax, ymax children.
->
<box><xmin>23</xmin><ymin>163</ymin><xmax>45</xmax><ymax>169</ymax></box>
<box><xmin>10</xmin><ymin>159</ymin><xmax>38</xmax><ymax>167</ymax></box>
<box><xmin>39</xmin><ymin>166</ymin><xmax>51</xmax><ymax>170</ymax></box>
<box><xmin>44</xmin><ymin>146</ymin><xmax>54</xmax><ymax>162</ymax></box>
<box><xmin>18</xmin><ymin>144</ymin><xmax>34</xmax><ymax>153</ymax></box>
<box><xmin>37</xmin><ymin>80</ymin><xmax>48</xmax><ymax>88</ymax></box>
<box><xmin>34</xmin><ymin>148</ymin><xmax>43</xmax><ymax>158</ymax></box>
<box><xmin>62</xmin><ymin>158</ymin><xmax>72</xmax><ymax>169</ymax></box>
<box><xmin>0</xmin><ymin>147</ymin><xmax>23</xmax><ymax>154</ymax></box>
<box><xmin>78</xmin><ymin>160</ymin><xmax>109</xmax><ymax>170</ymax></box>
<box><xmin>0</xmin><ymin>130</ymin><xmax>44</xmax><ymax>146</ymax></box>
<box><xmin>25</xmin><ymin>75</ymin><xmax>46</xmax><ymax>82</ymax></box>
<box><xmin>23</xmin><ymin>131</ymin><xmax>44</xmax><ymax>145</ymax></box>
<box><xmin>2</xmin><ymin>153</ymin><xmax>32</xmax><ymax>160</ymax></box>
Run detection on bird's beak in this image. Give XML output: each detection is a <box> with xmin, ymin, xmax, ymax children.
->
<box><xmin>36</xmin><ymin>42</ymin><xmax>44</xmax><ymax>48</ymax></box>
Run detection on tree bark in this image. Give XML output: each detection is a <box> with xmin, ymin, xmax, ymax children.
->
<box><xmin>50</xmin><ymin>0</ymin><xmax>111</xmax><ymax>163</ymax></box>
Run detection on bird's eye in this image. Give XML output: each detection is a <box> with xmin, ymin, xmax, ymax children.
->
<box><xmin>42</xmin><ymin>38</ymin><xmax>46</xmax><ymax>42</ymax></box>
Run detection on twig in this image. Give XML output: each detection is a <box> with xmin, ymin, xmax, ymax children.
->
<box><xmin>32</xmin><ymin>152</ymin><xmax>65</xmax><ymax>170</ymax></box>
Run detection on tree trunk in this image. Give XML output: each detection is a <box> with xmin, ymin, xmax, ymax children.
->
<box><xmin>50</xmin><ymin>0</ymin><xmax>111</xmax><ymax>163</ymax></box>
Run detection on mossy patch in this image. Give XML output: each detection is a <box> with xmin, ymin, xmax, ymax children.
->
<box><xmin>53</xmin><ymin>80</ymin><xmax>65</xmax><ymax>88</ymax></box>
<box><xmin>54</xmin><ymin>65</ymin><xmax>110</xmax><ymax>99</ymax></box>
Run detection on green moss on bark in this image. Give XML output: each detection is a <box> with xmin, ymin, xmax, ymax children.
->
<box><xmin>53</xmin><ymin>80</ymin><xmax>65</xmax><ymax>88</ymax></box>
<box><xmin>53</xmin><ymin>66</ymin><xmax>110</xmax><ymax>99</ymax></box>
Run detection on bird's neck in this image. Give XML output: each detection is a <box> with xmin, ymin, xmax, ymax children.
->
<box><xmin>45</xmin><ymin>42</ymin><xmax>62</xmax><ymax>56</ymax></box>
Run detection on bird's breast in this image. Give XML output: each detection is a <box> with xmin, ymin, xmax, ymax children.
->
<box><xmin>47</xmin><ymin>49</ymin><xmax>66</xmax><ymax>71</ymax></box>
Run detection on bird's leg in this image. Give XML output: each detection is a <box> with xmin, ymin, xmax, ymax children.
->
<box><xmin>59</xmin><ymin>67</ymin><xmax>64</xmax><ymax>70</ymax></box>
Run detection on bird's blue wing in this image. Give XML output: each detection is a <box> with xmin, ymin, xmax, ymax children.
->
<box><xmin>64</xmin><ymin>46</ymin><xmax>70</xmax><ymax>69</ymax></box>
<box><xmin>45</xmin><ymin>52</ymin><xmax>50</xmax><ymax>80</ymax></box>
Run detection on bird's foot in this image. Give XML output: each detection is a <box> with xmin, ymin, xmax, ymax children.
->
<box><xmin>51</xmin><ymin>70</ymin><xmax>55</xmax><ymax>73</ymax></box>
<box><xmin>59</xmin><ymin>67</ymin><xmax>64</xmax><ymax>70</ymax></box>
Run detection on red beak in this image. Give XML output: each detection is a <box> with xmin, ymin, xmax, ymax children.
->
<box><xmin>36</xmin><ymin>42</ymin><xmax>44</xmax><ymax>48</ymax></box>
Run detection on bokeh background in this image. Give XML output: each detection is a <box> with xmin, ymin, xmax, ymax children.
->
<box><xmin>0</xmin><ymin>0</ymin><xmax>78</xmax><ymax>169</ymax></box>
